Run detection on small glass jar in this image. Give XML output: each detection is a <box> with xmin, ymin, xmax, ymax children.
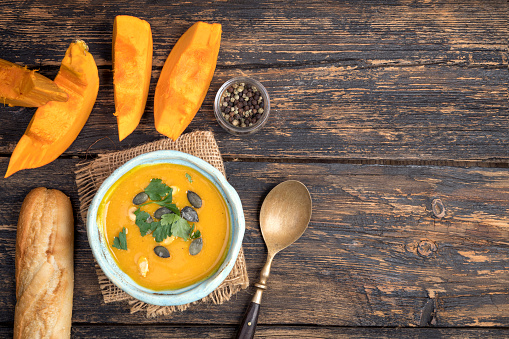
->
<box><xmin>214</xmin><ymin>77</ymin><xmax>270</xmax><ymax>135</ymax></box>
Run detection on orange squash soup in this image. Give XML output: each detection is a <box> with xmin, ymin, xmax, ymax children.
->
<box><xmin>97</xmin><ymin>163</ymin><xmax>230</xmax><ymax>290</ymax></box>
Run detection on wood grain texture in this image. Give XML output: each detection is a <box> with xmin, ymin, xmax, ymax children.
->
<box><xmin>0</xmin><ymin>0</ymin><xmax>507</xmax><ymax>335</ymax></box>
<box><xmin>0</xmin><ymin>0</ymin><xmax>506</xmax><ymax>67</ymax></box>
<box><xmin>0</xmin><ymin>159</ymin><xmax>508</xmax><ymax>327</ymax></box>
<box><xmin>0</xmin><ymin>325</ymin><xmax>509</xmax><ymax>338</ymax></box>
<box><xmin>0</xmin><ymin>0</ymin><xmax>506</xmax><ymax>163</ymax></box>
<box><xmin>1</xmin><ymin>64</ymin><xmax>507</xmax><ymax>164</ymax></box>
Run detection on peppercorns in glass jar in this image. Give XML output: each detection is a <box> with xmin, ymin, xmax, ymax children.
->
<box><xmin>214</xmin><ymin>77</ymin><xmax>270</xmax><ymax>135</ymax></box>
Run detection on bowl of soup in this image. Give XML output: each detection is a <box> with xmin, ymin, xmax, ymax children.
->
<box><xmin>86</xmin><ymin>150</ymin><xmax>245</xmax><ymax>306</ymax></box>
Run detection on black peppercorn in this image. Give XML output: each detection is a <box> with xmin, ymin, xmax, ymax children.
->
<box><xmin>218</xmin><ymin>81</ymin><xmax>265</xmax><ymax>129</ymax></box>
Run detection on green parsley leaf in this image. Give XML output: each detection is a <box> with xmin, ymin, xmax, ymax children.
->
<box><xmin>172</xmin><ymin>217</ymin><xmax>192</xmax><ymax>241</ymax></box>
<box><xmin>189</xmin><ymin>224</ymin><xmax>201</xmax><ymax>239</ymax></box>
<box><xmin>154</xmin><ymin>194</ymin><xmax>180</xmax><ymax>215</ymax></box>
<box><xmin>130</xmin><ymin>178</ymin><xmax>200</xmax><ymax>243</ymax></box>
<box><xmin>135</xmin><ymin>210</ymin><xmax>154</xmax><ymax>236</ymax></box>
<box><xmin>154</xmin><ymin>213</ymin><xmax>178</xmax><ymax>242</ymax></box>
<box><xmin>161</xmin><ymin>212</ymin><xmax>180</xmax><ymax>226</ymax></box>
<box><xmin>144</xmin><ymin>178</ymin><xmax>171</xmax><ymax>201</ymax></box>
<box><xmin>112</xmin><ymin>227</ymin><xmax>127</xmax><ymax>250</ymax></box>
<box><xmin>152</xmin><ymin>221</ymin><xmax>171</xmax><ymax>242</ymax></box>
<box><xmin>190</xmin><ymin>229</ymin><xmax>201</xmax><ymax>239</ymax></box>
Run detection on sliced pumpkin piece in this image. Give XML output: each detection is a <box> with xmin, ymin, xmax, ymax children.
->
<box><xmin>0</xmin><ymin>58</ymin><xmax>68</xmax><ymax>107</ymax></box>
<box><xmin>113</xmin><ymin>15</ymin><xmax>153</xmax><ymax>141</ymax></box>
<box><xmin>154</xmin><ymin>21</ymin><xmax>221</xmax><ymax>140</ymax></box>
<box><xmin>5</xmin><ymin>40</ymin><xmax>99</xmax><ymax>178</ymax></box>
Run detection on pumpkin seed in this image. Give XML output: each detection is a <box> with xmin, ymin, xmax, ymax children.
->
<box><xmin>133</xmin><ymin>192</ymin><xmax>149</xmax><ymax>205</ymax></box>
<box><xmin>146</xmin><ymin>215</ymin><xmax>153</xmax><ymax>223</ymax></box>
<box><xmin>154</xmin><ymin>207</ymin><xmax>173</xmax><ymax>219</ymax></box>
<box><xmin>181</xmin><ymin>206</ymin><xmax>199</xmax><ymax>222</ymax></box>
<box><xmin>154</xmin><ymin>246</ymin><xmax>170</xmax><ymax>258</ymax></box>
<box><xmin>189</xmin><ymin>238</ymin><xmax>203</xmax><ymax>256</ymax></box>
<box><xmin>187</xmin><ymin>191</ymin><xmax>202</xmax><ymax>208</ymax></box>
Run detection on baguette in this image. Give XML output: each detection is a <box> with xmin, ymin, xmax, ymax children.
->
<box><xmin>14</xmin><ymin>187</ymin><xmax>74</xmax><ymax>339</ymax></box>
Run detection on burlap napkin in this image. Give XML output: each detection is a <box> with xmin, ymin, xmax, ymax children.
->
<box><xmin>75</xmin><ymin>131</ymin><xmax>249</xmax><ymax>318</ymax></box>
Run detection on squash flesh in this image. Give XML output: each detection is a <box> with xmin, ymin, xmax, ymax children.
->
<box><xmin>154</xmin><ymin>22</ymin><xmax>221</xmax><ymax>140</ymax></box>
<box><xmin>5</xmin><ymin>40</ymin><xmax>99</xmax><ymax>178</ymax></box>
<box><xmin>0</xmin><ymin>58</ymin><xmax>68</xmax><ymax>107</ymax></box>
<box><xmin>113</xmin><ymin>15</ymin><xmax>153</xmax><ymax>141</ymax></box>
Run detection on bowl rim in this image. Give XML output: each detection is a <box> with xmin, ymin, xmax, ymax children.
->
<box><xmin>213</xmin><ymin>76</ymin><xmax>270</xmax><ymax>135</ymax></box>
<box><xmin>86</xmin><ymin>150</ymin><xmax>245</xmax><ymax>306</ymax></box>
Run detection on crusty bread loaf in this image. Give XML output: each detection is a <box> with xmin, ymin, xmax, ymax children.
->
<box><xmin>14</xmin><ymin>187</ymin><xmax>74</xmax><ymax>339</ymax></box>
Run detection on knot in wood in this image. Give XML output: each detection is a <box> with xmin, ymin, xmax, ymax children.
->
<box><xmin>431</xmin><ymin>198</ymin><xmax>445</xmax><ymax>218</ymax></box>
<box><xmin>417</xmin><ymin>240</ymin><xmax>437</xmax><ymax>257</ymax></box>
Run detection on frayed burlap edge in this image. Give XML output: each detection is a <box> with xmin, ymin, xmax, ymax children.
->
<box><xmin>75</xmin><ymin>131</ymin><xmax>249</xmax><ymax>318</ymax></box>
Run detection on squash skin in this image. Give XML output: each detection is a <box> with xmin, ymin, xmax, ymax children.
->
<box><xmin>113</xmin><ymin>15</ymin><xmax>153</xmax><ymax>141</ymax></box>
<box><xmin>0</xmin><ymin>58</ymin><xmax>68</xmax><ymax>107</ymax></box>
<box><xmin>154</xmin><ymin>22</ymin><xmax>221</xmax><ymax>141</ymax></box>
<box><xmin>5</xmin><ymin>40</ymin><xmax>99</xmax><ymax>178</ymax></box>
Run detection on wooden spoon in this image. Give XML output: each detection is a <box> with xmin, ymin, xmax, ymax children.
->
<box><xmin>236</xmin><ymin>180</ymin><xmax>312</xmax><ymax>339</ymax></box>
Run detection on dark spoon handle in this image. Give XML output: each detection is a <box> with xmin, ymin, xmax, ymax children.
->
<box><xmin>235</xmin><ymin>302</ymin><xmax>260</xmax><ymax>339</ymax></box>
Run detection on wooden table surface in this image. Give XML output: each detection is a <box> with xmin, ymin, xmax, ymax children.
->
<box><xmin>1</xmin><ymin>0</ymin><xmax>508</xmax><ymax>338</ymax></box>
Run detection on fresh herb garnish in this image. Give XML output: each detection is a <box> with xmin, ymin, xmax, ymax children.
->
<box><xmin>171</xmin><ymin>217</ymin><xmax>193</xmax><ymax>240</ymax></box>
<box><xmin>154</xmin><ymin>194</ymin><xmax>180</xmax><ymax>214</ymax></box>
<box><xmin>112</xmin><ymin>227</ymin><xmax>127</xmax><ymax>250</ymax></box>
<box><xmin>190</xmin><ymin>224</ymin><xmax>201</xmax><ymax>239</ymax></box>
<box><xmin>134</xmin><ymin>210</ymin><xmax>151</xmax><ymax>235</ymax></box>
<box><xmin>153</xmin><ymin>215</ymin><xmax>174</xmax><ymax>242</ymax></box>
<box><xmin>144</xmin><ymin>178</ymin><xmax>171</xmax><ymax>200</ymax></box>
<box><xmin>134</xmin><ymin>178</ymin><xmax>200</xmax><ymax>243</ymax></box>
<box><xmin>134</xmin><ymin>210</ymin><xmax>158</xmax><ymax>236</ymax></box>
<box><xmin>185</xmin><ymin>173</ymin><xmax>193</xmax><ymax>183</ymax></box>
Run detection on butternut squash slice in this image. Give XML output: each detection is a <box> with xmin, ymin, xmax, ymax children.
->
<box><xmin>154</xmin><ymin>22</ymin><xmax>221</xmax><ymax>140</ymax></box>
<box><xmin>113</xmin><ymin>15</ymin><xmax>153</xmax><ymax>141</ymax></box>
<box><xmin>5</xmin><ymin>40</ymin><xmax>99</xmax><ymax>178</ymax></box>
<box><xmin>0</xmin><ymin>58</ymin><xmax>68</xmax><ymax>107</ymax></box>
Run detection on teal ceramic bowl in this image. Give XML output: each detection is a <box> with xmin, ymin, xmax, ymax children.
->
<box><xmin>86</xmin><ymin>150</ymin><xmax>245</xmax><ymax>306</ymax></box>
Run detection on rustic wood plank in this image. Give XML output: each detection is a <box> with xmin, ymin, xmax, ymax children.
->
<box><xmin>0</xmin><ymin>0</ymin><xmax>507</xmax><ymax>164</ymax></box>
<box><xmin>0</xmin><ymin>0</ymin><xmax>508</xmax><ymax>332</ymax></box>
<box><xmin>0</xmin><ymin>0</ymin><xmax>505</xmax><ymax>67</ymax></box>
<box><xmin>2</xmin><ymin>325</ymin><xmax>509</xmax><ymax>339</ymax></box>
<box><xmin>0</xmin><ymin>325</ymin><xmax>507</xmax><ymax>338</ymax></box>
<box><xmin>0</xmin><ymin>158</ymin><xmax>508</xmax><ymax>326</ymax></box>
<box><xmin>1</xmin><ymin>62</ymin><xmax>507</xmax><ymax>164</ymax></box>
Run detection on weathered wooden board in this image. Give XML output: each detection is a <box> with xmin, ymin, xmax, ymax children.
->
<box><xmin>0</xmin><ymin>325</ymin><xmax>507</xmax><ymax>338</ymax></box>
<box><xmin>0</xmin><ymin>325</ymin><xmax>508</xmax><ymax>339</ymax></box>
<box><xmin>0</xmin><ymin>159</ymin><xmax>508</xmax><ymax>327</ymax></box>
<box><xmin>1</xmin><ymin>63</ymin><xmax>507</xmax><ymax>165</ymax></box>
<box><xmin>0</xmin><ymin>0</ymin><xmax>506</xmax><ymax>67</ymax></box>
<box><xmin>0</xmin><ymin>0</ymin><xmax>506</xmax><ymax>164</ymax></box>
<box><xmin>0</xmin><ymin>0</ymin><xmax>507</xmax><ymax>335</ymax></box>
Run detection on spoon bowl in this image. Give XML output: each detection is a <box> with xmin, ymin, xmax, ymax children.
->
<box><xmin>260</xmin><ymin>180</ymin><xmax>312</xmax><ymax>255</ymax></box>
<box><xmin>236</xmin><ymin>180</ymin><xmax>311</xmax><ymax>339</ymax></box>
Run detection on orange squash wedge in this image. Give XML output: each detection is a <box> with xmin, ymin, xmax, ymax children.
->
<box><xmin>113</xmin><ymin>15</ymin><xmax>153</xmax><ymax>141</ymax></box>
<box><xmin>5</xmin><ymin>40</ymin><xmax>99</xmax><ymax>178</ymax></box>
<box><xmin>0</xmin><ymin>58</ymin><xmax>68</xmax><ymax>107</ymax></box>
<box><xmin>154</xmin><ymin>22</ymin><xmax>221</xmax><ymax>140</ymax></box>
